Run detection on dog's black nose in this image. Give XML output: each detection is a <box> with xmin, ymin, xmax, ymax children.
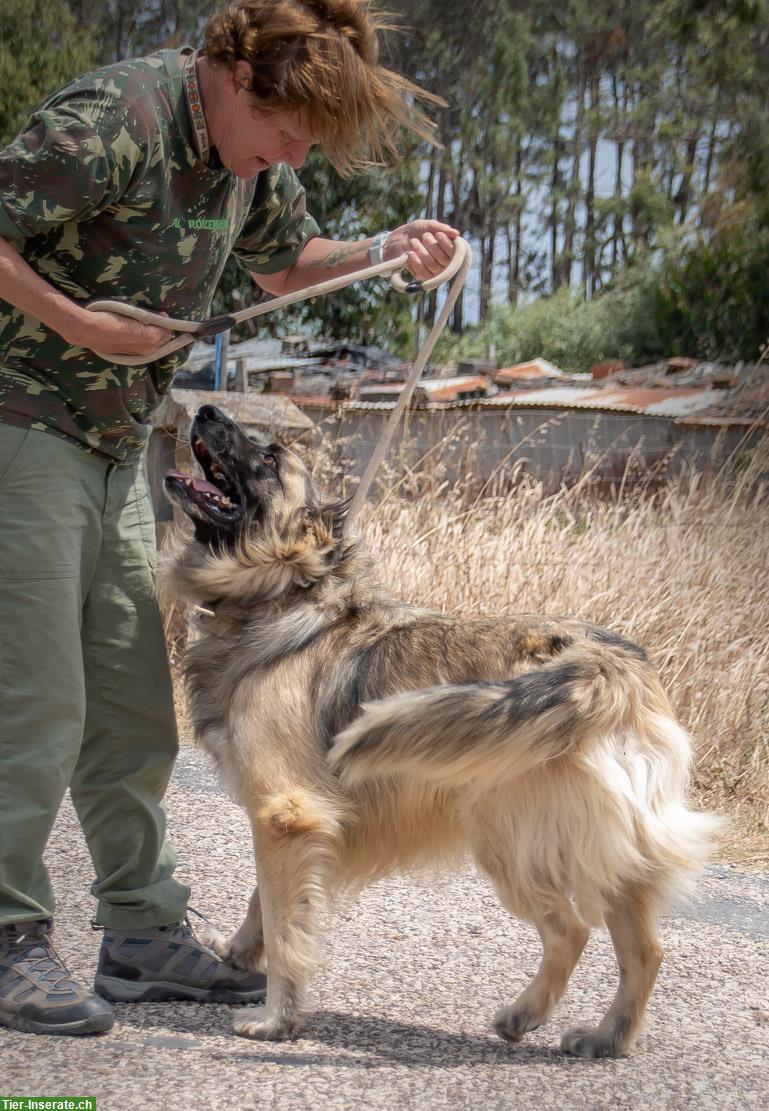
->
<box><xmin>197</xmin><ymin>404</ymin><xmax>227</xmax><ymax>423</ymax></box>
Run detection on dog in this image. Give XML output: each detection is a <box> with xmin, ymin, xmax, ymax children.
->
<box><xmin>160</xmin><ymin>402</ymin><xmax>721</xmax><ymax>1056</ymax></box>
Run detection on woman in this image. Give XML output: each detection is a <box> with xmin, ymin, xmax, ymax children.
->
<box><xmin>0</xmin><ymin>0</ymin><xmax>459</xmax><ymax>1036</ymax></box>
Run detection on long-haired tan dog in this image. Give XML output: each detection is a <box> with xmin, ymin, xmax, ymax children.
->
<box><xmin>161</xmin><ymin>403</ymin><xmax>721</xmax><ymax>1056</ymax></box>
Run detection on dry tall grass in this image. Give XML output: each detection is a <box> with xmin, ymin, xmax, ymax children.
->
<box><xmin>169</xmin><ymin>431</ymin><xmax>769</xmax><ymax>864</ymax></box>
<box><xmin>360</xmin><ymin>442</ymin><xmax>769</xmax><ymax>862</ymax></box>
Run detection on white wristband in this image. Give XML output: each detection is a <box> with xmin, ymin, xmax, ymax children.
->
<box><xmin>369</xmin><ymin>230</ymin><xmax>391</xmax><ymax>266</ymax></box>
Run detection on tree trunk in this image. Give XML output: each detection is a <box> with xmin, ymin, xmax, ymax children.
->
<box><xmin>703</xmin><ymin>117</ymin><xmax>718</xmax><ymax>197</ymax></box>
<box><xmin>611</xmin><ymin>74</ymin><xmax>626</xmax><ymax>278</ymax></box>
<box><xmin>513</xmin><ymin>144</ymin><xmax>524</xmax><ymax>306</ymax></box>
<box><xmin>504</xmin><ymin>225</ymin><xmax>515</xmax><ymax>306</ymax></box>
<box><xmin>424</xmin><ymin>145</ymin><xmax>439</xmax><ymax>221</ymax></box>
<box><xmin>631</xmin><ymin>74</ymin><xmax>656</xmax><ymax>250</ymax></box>
<box><xmin>676</xmin><ymin>132</ymin><xmax>700</xmax><ymax>225</ymax></box>
<box><xmin>550</xmin><ymin>132</ymin><xmax>564</xmax><ymax>291</ymax></box>
<box><xmin>451</xmin><ymin>286</ymin><xmax>464</xmax><ymax>334</ymax></box>
<box><xmin>479</xmin><ymin>220</ymin><xmax>496</xmax><ymax>323</ymax></box>
<box><xmin>583</xmin><ymin>68</ymin><xmax>599</xmax><ymax>299</ymax></box>
<box><xmin>562</xmin><ymin>53</ymin><xmax>586</xmax><ymax>289</ymax></box>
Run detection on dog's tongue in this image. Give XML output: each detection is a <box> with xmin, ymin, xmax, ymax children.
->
<box><xmin>167</xmin><ymin>469</ymin><xmax>221</xmax><ymax>496</ymax></box>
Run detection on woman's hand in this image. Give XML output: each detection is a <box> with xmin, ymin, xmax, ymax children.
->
<box><xmin>62</xmin><ymin>306</ymin><xmax>174</xmax><ymax>358</ymax></box>
<box><xmin>385</xmin><ymin>220</ymin><xmax>461</xmax><ymax>280</ymax></box>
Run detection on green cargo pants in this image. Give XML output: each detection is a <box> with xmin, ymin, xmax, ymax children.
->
<box><xmin>0</xmin><ymin>423</ymin><xmax>190</xmax><ymax>928</ymax></box>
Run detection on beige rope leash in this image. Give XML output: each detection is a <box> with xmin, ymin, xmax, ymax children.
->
<box><xmin>346</xmin><ymin>238</ymin><xmax>472</xmax><ymax>529</ymax></box>
<box><xmin>86</xmin><ymin>240</ymin><xmax>470</xmax><ymax>367</ymax></box>
<box><xmin>87</xmin><ymin>236</ymin><xmax>472</xmax><ymax>531</ymax></box>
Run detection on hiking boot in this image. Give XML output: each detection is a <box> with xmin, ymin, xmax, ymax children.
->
<box><xmin>94</xmin><ymin>917</ymin><xmax>267</xmax><ymax>1004</ymax></box>
<box><xmin>0</xmin><ymin>919</ymin><xmax>114</xmax><ymax>1036</ymax></box>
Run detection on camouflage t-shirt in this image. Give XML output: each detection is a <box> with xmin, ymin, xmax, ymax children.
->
<box><xmin>0</xmin><ymin>47</ymin><xmax>320</xmax><ymax>461</ymax></box>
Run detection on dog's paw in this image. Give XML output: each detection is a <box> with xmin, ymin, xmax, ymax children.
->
<box><xmin>233</xmin><ymin>1005</ymin><xmax>302</xmax><ymax>1042</ymax></box>
<box><xmin>226</xmin><ymin>939</ymin><xmax>266</xmax><ymax>973</ymax></box>
<box><xmin>493</xmin><ymin>1003</ymin><xmax>544</xmax><ymax>1043</ymax></box>
<box><xmin>560</xmin><ymin>1024</ymin><xmax>631</xmax><ymax>1059</ymax></box>
<box><xmin>198</xmin><ymin>925</ymin><xmax>264</xmax><ymax>972</ymax></box>
<box><xmin>195</xmin><ymin>921</ymin><xmax>233</xmax><ymax>960</ymax></box>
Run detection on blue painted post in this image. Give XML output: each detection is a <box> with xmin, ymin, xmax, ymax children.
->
<box><xmin>214</xmin><ymin>333</ymin><xmax>223</xmax><ymax>391</ymax></box>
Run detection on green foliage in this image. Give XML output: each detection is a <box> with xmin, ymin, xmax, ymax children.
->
<box><xmin>650</xmin><ymin>217</ymin><xmax>769</xmax><ymax>362</ymax></box>
<box><xmin>0</xmin><ymin>0</ymin><xmax>98</xmax><ymax>145</ymax></box>
<box><xmin>434</xmin><ymin>288</ymin><xmax>629</xmax><ymax>374</ymax></box>
<box><xmin>438</xmin><ymin>213</ymin><xmax>769</xmax><ymax>373</ymax></box>
<box><xmin>626</xmin><ymin>174</ymin><xmax>676</xmax><ymax>248</ymax></box>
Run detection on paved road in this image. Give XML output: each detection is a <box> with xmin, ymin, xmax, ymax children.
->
<box><xmin>3</xmin><ymin>748</ymin><xmax>768</xmax><ymax>1110</ymax></box>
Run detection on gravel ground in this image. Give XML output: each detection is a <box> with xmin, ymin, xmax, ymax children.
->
<box><xmin>2</xmin><ymin>747</ymin><xmax>768</xmax><ymax>1110</ymax></box>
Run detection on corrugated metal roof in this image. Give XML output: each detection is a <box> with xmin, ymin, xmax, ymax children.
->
<box><xmin>306</xmin><ymin>385</ymin><xmax>716</xmax><ymax>416</ymax></box>
<box><xmin>358</xmin><ymin>375</ymin><xmax>492</xmax><ymax>402</ymax></box>
<box><xmin>495</xmin><ymin>358</ymin><xmax>568</xmax><ymax>381</ymax></box>
<box><xmin>490</xmin><ymin>385</ymin><xmax>720</xmax><ymax>417</ymax></box>
<box><xmin>286</xmin><ymin>382</ymin><xmax>767</xmax><ymax>426</ymax></box>
<box><xmin>423</xmin><ymin>376</ymin><xmax>490</xmax><ymax>401</ymax></box>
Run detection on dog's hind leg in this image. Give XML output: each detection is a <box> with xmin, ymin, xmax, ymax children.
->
<box><xmin>232</xmin><ymin>788</ymin><xmax>339</xmax><ymax>1042</ymax></box>
<box><xmin>492</xmin><ymin>899</ymin><xmax>590</xmax><ymax>1044</ymax></box>
<box><xmin>561</xmin><ymin>881</ymin><xmax>663</xmax><ymax>1058</ymax></box>
<box><xmin>472</xmin><ymin>820</ymin><xmax>590</xmax><ymax>1045</ymax></box>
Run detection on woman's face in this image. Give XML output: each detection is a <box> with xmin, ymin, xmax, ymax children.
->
<box><xmin>213</xmin><ymin>60</ymin><xmax>319</xmax><ymax>179</ymax></box>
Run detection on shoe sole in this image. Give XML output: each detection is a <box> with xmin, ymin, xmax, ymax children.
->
<box><xmin>0</xmin><ymin>1007</ymin><xmax>114</xmax><ymax>1037</ymax></box>
<box><xmin>94</xmin><ymin>974</ymin><xmax>267</xmax><ymax>1005</ymax></box>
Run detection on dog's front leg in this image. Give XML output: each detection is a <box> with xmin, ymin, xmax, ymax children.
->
<box><xmin>198</xmin><ymin>886</ymin><xmax>265</xmax><ymax>971</ymax></box>
<box><xmin>233</xmin><ymin>791</ymin><xmax>337</xmax><ymax>1041</ymax></box>
<box><xmin>226</xmin><ymin>886</ymin><xmax>265</xmax><ymax>969</ymax></box>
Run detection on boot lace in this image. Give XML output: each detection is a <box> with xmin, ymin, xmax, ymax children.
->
<box><xmin>6</xmin><ymin>923</ymin><xmax>78</xmax><ymax>994</ymax></box>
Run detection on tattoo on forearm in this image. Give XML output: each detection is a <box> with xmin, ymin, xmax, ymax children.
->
<box><xmin>309</xmin><ymin>243</ymin><xmax>367</xmax><ymax>270</ymax></box>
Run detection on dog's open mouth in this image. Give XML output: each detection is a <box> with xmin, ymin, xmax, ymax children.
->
<box><xmin>166</xmin><ymin>435</ymin><xmax>243</xmax><ymax>525</ymax></box>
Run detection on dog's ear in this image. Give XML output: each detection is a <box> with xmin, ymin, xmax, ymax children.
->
<box><xmin>318</xmin><ymin>496</ymin><xmax>352</xmax><ymax>541</ymax></box>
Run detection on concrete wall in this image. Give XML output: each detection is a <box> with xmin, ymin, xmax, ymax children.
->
<box><xmin>306</xmin><ymin>405</ymin><xmax>748</xmax><ymax>494</ymax></box>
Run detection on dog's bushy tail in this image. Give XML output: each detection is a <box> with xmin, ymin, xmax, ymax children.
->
<box><xmin>329</xmin><ymin>645</ymin><xmax>650</xmax><ymax>790</ymax></box>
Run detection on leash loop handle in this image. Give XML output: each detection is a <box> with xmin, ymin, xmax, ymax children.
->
<box><xmin>389</xmin><ymin>237</ymin><xmax>468</xmax><ymax>294</ymax></box>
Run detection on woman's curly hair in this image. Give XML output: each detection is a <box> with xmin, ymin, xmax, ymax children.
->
<box><xmin>202</xmin><ymin>0</ymin><xmax>440</xmax><ymax>175</ymax></box>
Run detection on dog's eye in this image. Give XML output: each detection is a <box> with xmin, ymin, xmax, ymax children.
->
<box><xmin>263</xmin><ymin>453</ymin><xmax>276</xmax><ymax>468</ymax></box>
